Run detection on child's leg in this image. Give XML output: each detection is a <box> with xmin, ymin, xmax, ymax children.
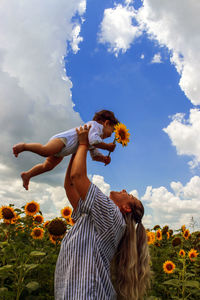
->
<box><xmin>13</xmin><ymin>138</ymin><xmax>65</xmax><ymax>157</ymax></box>
<box><xmin>21</xmin><ymin>156</ymin><xmax>63</xmax><ymax>190</ymax></box>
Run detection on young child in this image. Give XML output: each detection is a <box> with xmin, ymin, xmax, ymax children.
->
<box><xmin>13</xmin><ymin>110</ymin><xmax>118</xmax><ymax>190</ymax></box>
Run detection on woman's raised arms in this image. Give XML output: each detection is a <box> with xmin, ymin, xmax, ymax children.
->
<box><xmin>70</xmin><ymin>125</ymin><xmax>91</xmax><ymax>202</ymax></box>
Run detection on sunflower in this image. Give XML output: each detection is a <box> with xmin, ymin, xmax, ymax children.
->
<box><xmin>172</xmin><ymin>237</ymin><xmax>181</xmax><ymax>247</ymax></box>
<box><xmin>163</xmin><ymin>261</ymin><xmax>176</xmax><ymax>274</ymax></box>
<box><xmin>31</xmin><ymin>227</ymin><xmax>44</xmax><ymax>240</ymax></box>
<box><xmin>166</xmin><ymin>232</ymin><xmax>170</xmax><ymax>239</ymax></box>
<box><xmin>179</xmin><ymin>249</ymin><xmax>185</xmax><ymax>257</ymax></box>
<box><xmin>114</xmin><ymin>123</ymin><xmax>130</xmax><ymax>147</ymax></box>
<box><xmin>162</xmin><ymin>226</ymin><xmax>169</xmax><ymax>234</ymax></box>
<box><xmin>156</xmin><ymin>229</ymin><xmax>162</xmax><ymax>241</ymax></box>
<box><xmin>153</xmin><ymin>225</ymin><xmax>160</xmax><ymax>230</ymax></box>
<box><xmin>183</xmin><ymin>229</ymin><xmax>190</xmax><ymax>240</ymax></box>
<box><xmin>43</xmin><ymin>220</ymin><xmax>50</xmax><ymax>228</ymax></box>
<box><xmin>33</xmin><ymin>214</ymin><xmax>44</xmax><ymax>224</ymax></box>
<box><xmin>147</xmin><ymin>232</ymin><xmax>155</xmax><ymax>245</ymax></box>
<box><xmin>0</xmin><ymin>206</ymin><xmax>16</xmax><ymax>222</ymax></box>
<box><xmin>25</xmin><ymin>201</ymin><xmax>40</xmax><ymax>216</ymax></box>
<box><xmin>181</xmin><ymin>225</ymin><xmax>186</xmax><ymax>232</ymax></box>
<box><xmin>65</xmin><ymin>216</ymin><xmax>75</xmax><ymax>226</ymax></box>
<box><xmin>48</xmin><ymin>218</ymin><xmax>67</xmax><ymax>236</ymax></box>
<box><xmin>188</xmin><ymin>249</ymin><xmax>199</xmax><ymax>261</ymax></box>
<box><xmin>6</xmin><ymin>213</ymin><xmax>20</xmax><ymax>224</ymax></box>
<box><xmin>61</xmin><ymin>206</ymin><xmax>72</xmax><ymax>219</ymax></box>
<box><xmin>49</xmin><ymin>234</ymin><xmax>62</xmax><ymax>245</ymax></box>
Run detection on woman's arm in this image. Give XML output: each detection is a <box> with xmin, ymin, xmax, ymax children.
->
<box><xmin>64</xmin><ymin>154</ymin><xmax>80</xmax><ymax>210</ymax></box>
<box><xmin>70</xmin><ymin>125</ymin><xmax>91</xmax><ymax>201</ymax></box>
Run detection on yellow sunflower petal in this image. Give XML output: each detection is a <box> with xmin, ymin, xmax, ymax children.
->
<box><xmin>114</xmin><ymin>123</ymin><xmax>130</xmax><ymax>147</ymax></box>
<box><xmin>25</xmin><ymin>201</ymin><xmax>40</xmax><ymax>216</ymax></box>
<box><xmin>163</xmin><ymin>260</ymin><xmax>176</xmax><ymax>274</ymax></box>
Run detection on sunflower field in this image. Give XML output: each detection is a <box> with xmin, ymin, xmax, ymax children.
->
<box><xmin>0</xmin><ymin>202</ymin><xmax>200</xmax><ymax>300</ymax></box>
<box><xmin>0</xmin><ymin>202</ymin><xmax>73</xmax><ymax>300</ymax></box>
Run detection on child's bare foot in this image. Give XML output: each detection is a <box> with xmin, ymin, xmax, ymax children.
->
<box><xmin>13</xmin><ymin>143</ymin><xmax>25</xmax><ymax>157</ymax></box>
<box><xmin>21</xmin><ymin>172</ymin><xmax>30</xmax><ymax>190</ymax></box>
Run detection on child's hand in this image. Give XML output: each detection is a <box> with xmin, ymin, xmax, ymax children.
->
<box><xmin>107</xmin><ymin>142</ymin><xmax>116</xmax><ymax>152</ymax></box>
<box><xmin>104</xmin><ymin>156</ymin><xmax>111</xmax><ymax>165</ymax></box>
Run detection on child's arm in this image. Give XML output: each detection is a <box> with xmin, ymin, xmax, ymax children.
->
<box><xmin>89</xmin><ymin>148</ymin><xmax>111</xmax><ymax>165</ymax></box>
<box><xmin>93</xmin><ymin>155</ymin><xmax>111</xmax><ymax>165</ymax></box>
<box><xmin>94</xmin><ymin>142</ymin><xmax>116</xmax><ymax>152</ymax></box>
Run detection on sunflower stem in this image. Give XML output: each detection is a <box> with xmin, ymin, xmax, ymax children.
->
<box><xmin>105</xmin><ymin>138</ymin><xmax>116</xmax><ymax>166</ymax></box>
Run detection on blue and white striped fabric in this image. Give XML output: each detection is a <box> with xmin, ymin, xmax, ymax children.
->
<box><xmin>54</xmin><ymin>183</ymin><xmax>126</xmax><ymax>300</ymax></box>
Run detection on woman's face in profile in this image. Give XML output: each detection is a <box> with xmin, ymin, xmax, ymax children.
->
<box><xmin>110</xmin><ymin>189</ymin><xmax>141</xmax><ymax>214</ymax></box>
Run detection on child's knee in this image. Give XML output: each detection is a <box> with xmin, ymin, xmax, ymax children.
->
<box><xmin>44</xmin><ymin>160</ymin><xmax>55</xmax><ymax>171</ymax></box>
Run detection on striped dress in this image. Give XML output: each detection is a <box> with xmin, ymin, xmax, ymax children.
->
<box><xmin>54</xmin><ymin>183</ymin><xmax>126</xmax><ymax>300</ymax></box>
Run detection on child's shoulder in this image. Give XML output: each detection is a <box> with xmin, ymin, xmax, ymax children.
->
<box><xmin>86</xmin><ymin>120</ymin><xmax>102</xmax><ymax>127</ymax></box>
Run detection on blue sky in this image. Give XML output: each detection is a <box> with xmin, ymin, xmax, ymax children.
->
<box><xmin>67</xmin><ymin>0</ymin><xmax>195</xmax><ymax>195</ymax></box>
<box><xmin>0</xmin><ymin>0</ymin><xmax>200</xmax><ymax>229</ymax></box>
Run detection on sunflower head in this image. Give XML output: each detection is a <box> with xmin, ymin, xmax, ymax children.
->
<box><xmin>181</xmin><ymin>225</ymin><xmax>186</xmax><ymax>232</ymax></box>
<box><xmin>49</xmin><ymin>234</ymin><xmax>62</xmax><ymax>245</ymax></box>
<box><xmin>147</xmin><ymin>232</ymin><xmax>155</xmax><ymax>245</ymax></box>
<box><xmin>0</xmin><ymin>206</ymin><xmax>16</xmax><ymax>221</ymax></box>
<box><xmin>183</xmin><ymin>229</ymin><xmax>190</xmax><ymax>240</ymax></box>
<box><xmin>43</xmin><ymin>221</ymin><xmax>50</xmax><ymax>228</ymax></box>
<box><xmin>188</xmin><ymin>249</ymin><xmax>199</xmax><ymax>261</ymax></box>
<box><xmin>172</xmin><ymin>237</ymin><xmax>181</xmax><ymax>247</ymax></box>
<box><xmin>31</xmin><ymin>227</ymin><xmax>44</xmax><ymax>240</ymax></box>
<box><xmin>162</xmin><ymin>226</ymin><xmax>169</xmax><ymax>234</ymax></box>
<box><xmin>61</xmin><ymin>206</ymin><xmax>72</xmax><ymax>219</ymax></box>
<box><xmin>156</xmin><ymin>229</ymin><xmax>162</xmax><ymax>241</ymax></box>
<box><xmin>163</xmin><ymin>260</ymin><xmax>176</xmax><ymax>274</ymax></box>
<box><xmin>179</xmin><ymin>249</ymin><xmax>185</xmax><ymax>257</ymax></box>
<box><xmin>48</xmin><ymin>218</ymin><xmax>67</xmax><ymax>236</ymax></box>
<box><xmin>169</xmin><ymin>229</ymin><xmax>173</xmax><ymax>236</ymax></box>
<box><xmin>25</xmin><ymin>201</ymin><xmax>40</xmax><ymax>216</ymax></box>
<box><xmin>33</xmin><ymin>214</ymin><xmax>44</xmax><ymax>224</ymax></box>
<box><xmin>153</xmin><ymin>225</ymin><xmax>160</xmax><ymax>231</ymax></box>
<box><xmin>65</xmin><ymin>216</ymin><xmax>75</xmax><ymax>226</ymax></box>
<box><xmin>114</xmin><ymin>123</ymin><xmax>130</xmax><ymax>147</ymax></box>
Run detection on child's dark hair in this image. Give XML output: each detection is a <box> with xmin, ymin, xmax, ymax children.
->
<box><xmin>93</xmin><ymin>110</ymin><xmax>119</xmax><ymax>126</ymax></box>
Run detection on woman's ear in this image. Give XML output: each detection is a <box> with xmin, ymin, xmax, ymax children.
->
<box><xmin>121</xmin><ymin>205</ymin><xmax>132</xmax><ymax>214</ymax></box>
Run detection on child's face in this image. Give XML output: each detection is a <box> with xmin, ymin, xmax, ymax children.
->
<box><xmin>103</xmin><ymin>121</ymin><xmax>114</xmax><ymax>138</ymax></box>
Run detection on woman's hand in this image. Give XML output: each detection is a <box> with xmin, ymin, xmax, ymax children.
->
<box><xmin>76</xmin><ymin>124</ymin><xmax>91</xmax><ymax>146</ymax></box>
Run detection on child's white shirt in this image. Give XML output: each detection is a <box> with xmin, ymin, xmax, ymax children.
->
<box><xmin>49</xmin><ymin>120</ymin><xmax>104</xmax><ymax>159</ymax></box>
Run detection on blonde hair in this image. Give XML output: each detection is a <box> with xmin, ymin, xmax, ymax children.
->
<box><xmin>111</xmin><ymin>202</ymin><xmax>151</xmax><ymax>300</ymax></box>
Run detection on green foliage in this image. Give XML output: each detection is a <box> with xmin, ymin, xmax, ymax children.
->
<box><xmin>147</xmin><ymin>226</ymin><xmax>200</xmax><ymax>300</ymax></box>
<box><xmin>0</xmin><ymin>204</ymin><xmax>72</xmax><ymax>299</ymax></box>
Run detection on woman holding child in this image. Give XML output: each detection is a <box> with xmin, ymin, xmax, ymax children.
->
<box><xmin>54</xmin><ymin>124</ymin><xmax>150</xmax><ymax>300</ymax></box>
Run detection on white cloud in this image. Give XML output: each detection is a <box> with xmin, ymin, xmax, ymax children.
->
<box><xmin>0</xmin><ymin>169</ymin><xmax>71</xmax><ymax>221</ymax></box>
<box><xmin>129</xmin><ymin>189</ymin><xmax>139</xmax><ymax>198</ymax></box>
<box><xmin>142</xmin><ymin>176</ymin><xmax>200</xmax><ymax>229</ymax></box>
<box><xmin>137</xmin><ymin>0</ymin><xmax>200</xmax><ymax>105</ymax></box>
<box><xmin>163</xmin><ymin>109</ymin><xmax>200</xmax><ymax>168</ymax></box>
<box><xmin>70</xmin><ymin>24</ymin><xmax>84</xmax><ymax>54</ymax></box>
<box><xmin>98</xmin><ymin>4</ymin><xmax>142</xmax><ymax>57</ymax></box>
<box><xmin>140</xmin><ymin>53</ymin><xmax>145</xmax><ymax>59</ymax></box>
<box><xmin>151</xmin><ymin>52</ymin><xmax>162</xmax><ymax>63</ymax></box>
<box><xmin>99</xmin><ymin>0</ymin><xmax>200</xmax><ymax>105</ymax></box>
<box><xmin>91</xmin><ymin>174</ymin><xmax>111</xmax><ymax>196</ymax></box>
<box><xmin>0</xmin><ymin>0</ymin><xmax>86</xmax><ymax>218</ymax></box>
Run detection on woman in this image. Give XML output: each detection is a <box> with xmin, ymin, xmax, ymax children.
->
<box><xmin>54</xmin><ymin>125</ymin><xmax>150</xmax><ymax>300</ymax></box>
